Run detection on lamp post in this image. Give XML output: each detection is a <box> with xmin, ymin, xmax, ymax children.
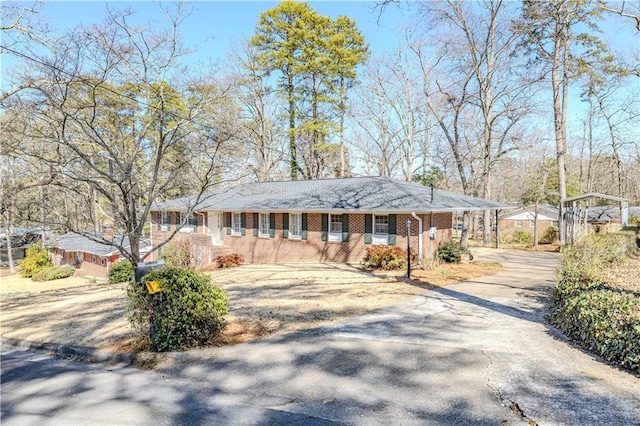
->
<box><xmin>407</xmin><ymin>219</ymin><xmax>411</xmax><ymax>279</ymax></box>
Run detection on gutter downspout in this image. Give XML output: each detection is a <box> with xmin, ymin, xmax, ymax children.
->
<box><xmin>411</xmin><ymin>212</ymin><xmax>423</xmax><ymax>266</ymax></box>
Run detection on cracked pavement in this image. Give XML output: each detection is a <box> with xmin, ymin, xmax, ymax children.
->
<box><xmin>3</xmin><ymin>248</ymin><xmax>639</xmax><ymax>424</ymax></box>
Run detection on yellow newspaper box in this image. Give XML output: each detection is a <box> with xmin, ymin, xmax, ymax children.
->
<box><xmin>145</xmin><ymin>281</ymin><xmax>166</xmax><ymax>294</ymax></box>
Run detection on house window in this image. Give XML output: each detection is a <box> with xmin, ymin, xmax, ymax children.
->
<box><xmin>232</xmin><ymin>212</ymin><xmax>242</xmax><ymax>235</ymax></box>
<box><xmin>259</xmin><ymin>213</ymin><xmax>270</xmax><ymax>237</ymax></box>
<box><xmin>159</xmin><ymin>211</ymin><xmax>170</xmax><ymax>230</ymax></box>
<box><xmin>290</xmin><ymin>213</ymin><xmax>302</xmax><ymax>239</ymax></box>
<box><xmin>515</xmin><ymin>220</ymin><xmax>523</xmax><ymax>227</ymax></box>
<box><xmin>329</xmin><ymin>214</ymin><xmax>342</xmax><ymax>242</ymax></box>
<box><xmin>179</xmin><ymin>212</ymin><xmax>197</xmax><ymax>232</ymax></box>
<box><xmin>529</xmin><ymin>220</ymin><xmax>535</xmax><ymax>228</ymax></box>
<box><xmin>373</xmin><ymin>215</ymin><xmax>389</xmax><ymax>245</ymax></box>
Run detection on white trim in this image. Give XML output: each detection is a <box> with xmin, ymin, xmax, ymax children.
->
<box><xmin>373</xmin><ymin>214</ymin><xmax>389</xmax><ymax>245</ymax></box>
<box><xmin>231</xmin><ymin>212</ymin><xmax>242</xmax><ymax>235</ymax></box>
<box><xmin>259</xmin><ymin>213</ymin><xmax>270</xmax><ymax>237</ymax></box>
<box><xmin>289</xmin><ymin>213</ymin><xmax>302</xmax><ymax>239</ymax></box>
<box><xmin>328</xmin><ymin>214</ymin><xmax>342</xmax><ymax>242</ymax></box>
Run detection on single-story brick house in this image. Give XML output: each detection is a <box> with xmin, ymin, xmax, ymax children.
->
<box><xmin>49</xmin><ymin>233</ymin><xmax>150</xmax><ymax>279</ymax></box>
<box><xmin>498</xmin><ymin>205</ymin><xmax>559</xmax><ymax>241</ymax></box>
<box><xmin>149</xmin><ymin>177</ymin><xmax>510</xmax><ymax>266</ymax></box>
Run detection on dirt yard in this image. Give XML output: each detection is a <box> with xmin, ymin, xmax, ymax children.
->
<box><xmin>0</xmin><ymin>261</ymin><xmax>503</xmax><ymax>352</ymax></box>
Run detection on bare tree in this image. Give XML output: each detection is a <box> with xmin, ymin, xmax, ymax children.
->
<box><xmin>1</xmin><ymin>4</ymin><xmax>233</xmax><ymax>266</ymax></box>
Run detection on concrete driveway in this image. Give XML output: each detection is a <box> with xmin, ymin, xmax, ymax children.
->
<box><xmin>3</xmin><ymin>248</ymin><xmax>639</xmax><ymax>425</ymax></box>
<box><xmin>139</xmin><ymin>247</ymin><xmax>637</xmax><ymax>425</ymax></box>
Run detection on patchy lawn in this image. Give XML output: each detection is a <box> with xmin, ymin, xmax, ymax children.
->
<box><xmin>1</xmin><ymin>261</ymin><xmax>504</xmax><ymax>353</ymax></box>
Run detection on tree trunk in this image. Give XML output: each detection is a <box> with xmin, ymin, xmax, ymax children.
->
<box><xmin>460</xmin><ymin>210</ymin><xmax>471</xmax><ymax>250</ymax></box>
<box><xmin>3</xmin><ymin>211</ymin><xmax>15</xmax><ymax>274</ymax></box>
<box><xmin>552</xmin><ymin>9</ymin><xmax>569</xmax><ymax>245</ymax></box>
<box><xmin>288</xmin><ymin>71</ymin><xmax>297</xmax><ymax>180</ymax></box>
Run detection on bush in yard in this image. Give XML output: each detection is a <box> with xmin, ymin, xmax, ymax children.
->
<box><xmin>508</xmin><ymin>230</ymin><xmax>533</xmax><ymax>245</ymax></box>
<box><xmin>109</xmin><ymin>260</ymin><xmax>134</xmax><ymax>284</ymax></box>
<box><xmin>214</xmin><ymin>253</ymin><xmax>244</xmax><ymax>268</ymax></box>
<box><xmin>126</xmin><ymin>267</ymin><xmax>229</xmax><ymax>352</ymax></box>
<box><xmin>161</xmin><ymin>239</ymin><xmax>194</xmax><ymax>268</ymax></box>
<box><xmin>19</xmin><ymin>242</ymin><xmax>52</xmax><ymax>278</ymax></box>
<box><xmin>551</xmin><ymin>232</ymin><xmax>640</xmax><ymax>374</ymax></box>
<box><xmin>539</xmin><ymin>225</ymin><xmax>559</xmax><ymax>244</ymax></box>
<box><xmin>362</xmin><ymin>245</ymin><xmax>416</xmax><ymax>270</ymax></box>
<box><xmin>437</xmin><ymin>242</ymin><xmax>464</xmax><ymax>264</ymax></box>
<box><xmin>44</xmin><ymin>265</ymin><xmax>75</xmax><ymax>281</ymax></box>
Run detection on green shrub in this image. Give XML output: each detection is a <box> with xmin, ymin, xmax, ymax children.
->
<box><xmin>45</xmin><ymin>266</ymin><xmax>75</xmax><ymax>281</ymax></box>
<box><xmin>19</xmin><ymin>242</ymin><xmax>52</xmax><ymax>278</ymax></box>
<box><xmin>437</xmin><ymin>242</ymin><xmax>463</xmax><ymax>264</ymax></box>
<box><xmin>552</xmin><ymin>232</ymin><xmax>640</xmax><ymax>374</ymax></box>
<box><xmin>508</xmin><ymin>230</ymin><xmax>533</xmax><ymax>245</ymax></box>
<box><xmin>214</xmin><ymin>253</ymin><xmax>244</xmax><ymax>268</ymax></box>
<box><xmin>362</xmin><ymin>245</ymin><xmax>416</xmax><ymax>270</ymax></box>
<box><xmin>126</xmin><ymin>267</ymin><xmax>229</xmax><ymax>352</ymax></box>
<box><xmin>109</xmin><ymin>260</ymin><xmax>134</xmax><ymax>284</ymax></box>
<box><xmin>539</xmin><ymin>225</ymin><xmax>559</xmax><ymax>244</ymax></box>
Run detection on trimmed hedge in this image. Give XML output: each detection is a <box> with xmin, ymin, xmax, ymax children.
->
<box><xmin>32</xmin><ymin>265</ymin><xmax>75</xmax><ymax>282</ymax></box>
<box><xmin>109</xmin><ymin>260</ymin><xmax>134</xmax><ymax>284</ymax></box>
<box><xmin>551</xmin><ymin>232</ymin><xmax>640</xmax><ymax>374</ymax></box>
<box><xmin>126</xmin><ymin>267</ymin><xmax>229</xmax><ymax>352</ymax></box>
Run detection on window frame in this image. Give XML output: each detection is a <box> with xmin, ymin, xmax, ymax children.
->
<box><xmin>178</xmin><ymin>212</ymin><xmax>197</xmax><ymax>232</ymax></box>
<box><xmin>259</xmin><ymin>213</ymin><xmax>270</xmax><ymax>237</ymax></box>
<box><xmin>231</xmin><ymin>212</ymin><xmax>242</xmax><ymax>235</ymax></box>
<box><xmin>289</xmin><ymin>213</ymin><xmax>302</xmax><ymax>239</ymax></box>
<box><xmin>159</xmin><ymin>211</ymin><xmax>170</xmax><ymax>230</ymax></box>
<box><xmin>373</xmin><ymin>214</ymin><xmax>389</xmax><ymax>245</ymax></box>
<box><xmin>328</xmin><ymin>214</ymin><xmax>343</xmax><ymax>242</ymax></box>
<box><xmin>515</xmin><ymin>219</ymin><xmax>523</xmax><ymax>228</ymax></box>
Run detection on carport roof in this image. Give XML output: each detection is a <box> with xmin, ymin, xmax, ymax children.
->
<box><xmin>153</xmin><ymin>176</ymin><xmax>512</xmax><ymax>214</ymax></box>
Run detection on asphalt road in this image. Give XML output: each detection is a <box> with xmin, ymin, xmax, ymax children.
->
<box><xmin>2</xmin><ymin>248</ymin><xmax>639</xmax><ymax>425</ymax></box>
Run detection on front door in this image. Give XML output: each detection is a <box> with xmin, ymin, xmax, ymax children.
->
<box><xmin>209</xmin><ymin>212</ymin><xmax>223</xmax><ymax>245</ymax></box>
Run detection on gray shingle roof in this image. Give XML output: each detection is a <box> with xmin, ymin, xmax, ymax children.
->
<box><xmin>584</xmin><ymin>206</ymin><xmax>640</xmax><ymax>222</ymax></box>
<box><xmin>153</xmin><ymin>177</ymin><xmax>512</xmax><ymax>213</ymax></box>
<box><xmin>50</xmin><ymin>233</ymin><xmax>133</xmax><ymax>256</ymax></box>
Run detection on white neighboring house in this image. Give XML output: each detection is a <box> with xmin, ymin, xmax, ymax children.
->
<box><xmin>498</xmin><ymin>205</ymin><xmax>559</xmax><ymax>242</ymax></box>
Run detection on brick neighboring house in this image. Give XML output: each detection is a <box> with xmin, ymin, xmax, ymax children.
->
<box><xmin>498</xmin><ymin>205</ymin><xmax>559</xmax><ymax>241</ymax></box>
<box><xmin>49</xmin><ymin>233</ymin><xmax>150</xmax><ymax>279</ymax></box>
<box><xmin>149</xmin><ymin>176</ymin><xmax>510</xmax><ymax>266</ymax></box>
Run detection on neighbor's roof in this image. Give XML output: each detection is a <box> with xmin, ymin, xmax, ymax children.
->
<box><xmin>582</xmin><ymin>206</ymin><xmax>640</xmax><ymax>222</ymax></box>
<box><xmin>50</xmin><ymin>233</ymin><xmax>136</xmax><ymax>256</ymax></box>
<box><xmin>499</xmin><ymin>205</ymin><xmax>559</xmax><ymax>221</ymax></box>
<box><xmin>153</xmin><ymin>176</ymin><xmax>512</xmax><ymax>214</ymax></box>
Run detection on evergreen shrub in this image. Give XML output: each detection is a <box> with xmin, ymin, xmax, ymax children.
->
<box><xmin>126</xmin><ymin>267</ymin><xmax>229</xmax><ymax>352</ymax></box>
<box><xmin>20</xmin><ymin>242</ymin><xmax>52</xmax><ymax>278</ymax></box>
<box><xmin>109</xmin><ymin>260</ymin><xmax>134</xmax><ymax>284</ymax></box>
<box><xmin>551</xmin><ymin>232</ymin><xmax>640</xmax><ymax>374</ymax></box>
<box><xmin>437</xmin><ymin>242</ymin><xmax>463</xmax><ymax>264</ymax></box>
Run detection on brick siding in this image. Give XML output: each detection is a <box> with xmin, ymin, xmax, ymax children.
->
<box><xmin>152</xmin><ymin>211</ymin><xmax>452</xmax><ymax>265</ymax></box>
